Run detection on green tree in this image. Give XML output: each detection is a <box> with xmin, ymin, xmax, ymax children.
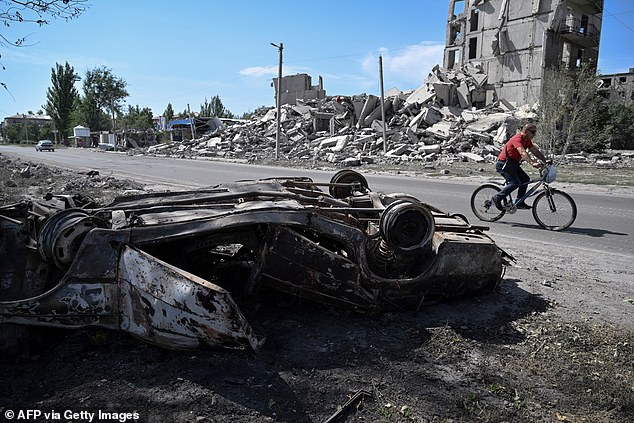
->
<box><xmin>603</xmin><ymin>103</ymin><xmax>634</xmax><ymax>149</ymax></box>
<box><xmin>119</xmin><ymin>105</ymin><xmax>154</xmax><ymax>130</ymax></box>
<box><xmin>538</xmin><ymin>64</ymin><xmax>604</xmax><ymax>155</ymax></box>
<box><xmin>199</xmin><ymin>95</ymin><xmax>235</xmax><ymax>118</ymax></box>
<box><xmin>1</xmin><ymin>1</ymin><xmax>87</xmax><ymax>94</ymax></box>
<box><xmin>163</xmin><ymin>103</ymin><xmax>174</xmax><ymax>123</ymax></box>
<box><xmin>83</xmin><ymin>66</ymin><xmax>128</xmax><ymax>130</ymax></box>
<box><xmin>72</xmin><ymin>91</ymin><xmax>110</xmax><ymax>133</ymax></box>
<box><xmin>45</xmin><ymin>62</ymin><xmax>79</xmax><ymax>141</ymax></box>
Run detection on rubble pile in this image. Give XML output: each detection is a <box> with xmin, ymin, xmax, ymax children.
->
<box><xmin>145</xmin><ymin>66</ymin><xmax>633</xmax><ymax>169</ymax></box>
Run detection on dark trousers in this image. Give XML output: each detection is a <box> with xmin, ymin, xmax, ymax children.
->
<box><xmin>494</xmin><ymin>159</ymin><xmax>529</xmax><ymax>202</ymax></box>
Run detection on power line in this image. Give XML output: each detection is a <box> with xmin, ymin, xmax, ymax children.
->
<box><xmin>604</xmin><ymin>8</ymin><xmax>634</xmax><ymax>32</ymax></box>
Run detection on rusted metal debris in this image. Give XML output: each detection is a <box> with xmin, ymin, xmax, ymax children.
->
<box><xmin>323</xmin><ymin>389</ymin><xmax>373</xmax><ymax>423</ymax></box>
<box><xmin>0</xmin><ymin>170</ymin><xmax>510</xmax><ymax>351</ymax></box>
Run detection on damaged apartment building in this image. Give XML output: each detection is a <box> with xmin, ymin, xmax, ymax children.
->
<box><xmin>444</xmin><ymin>0</ymin><xmax>603</xmax><ymax>107</ymax></box>
<box><xmin>597</xmin><ymin>68</ymin><xmax>634</xmax><ymax>105</ymax></box>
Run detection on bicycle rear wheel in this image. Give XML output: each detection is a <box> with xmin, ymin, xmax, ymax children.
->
<box><xmin>532</xmin><ymin>189</ymin><xmax>577</xmax><ymax>231</ymax></box>
<box><xmin>470</xmin><ymin>184</ymin><xmax>506</xmax><ymax>222</ymax></box>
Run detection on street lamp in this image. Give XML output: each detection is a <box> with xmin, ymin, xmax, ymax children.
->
<box><xmin>271</xmin><ymin>42</ymin><xmax>283</xmax><ymax>160</ymax></box>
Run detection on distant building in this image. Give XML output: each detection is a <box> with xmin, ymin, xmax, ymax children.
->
<box><xmin>597</xmin><ymin>68</ymin><xmax>634</xmax><ymax>105</ymax></box>
<box><xmin>272</xmin><ymin>73</ymin><xmax>326</xmax><ymax>106</ymax></box>
<box><xmin>443</xmin><ymin>0</ymin><xmax>603</xmax><ymax>107</ymax></box>
<box><xmin>1</xmin><ymin>113</ymin><xmax>53</xmax><ymax>142</ymax></box>
<box><xmin>2</xmin><ymin>113</ymin><xmax>52</xmax><ymax>127</ymax></box>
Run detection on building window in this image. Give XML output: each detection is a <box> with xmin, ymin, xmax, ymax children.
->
<box><xmin>580</xmin><ymin>15</ymin><xmax>589</xmax><ymax>34</ymax></box>
<box><xmin>468</xmin><ymin>37</ymin><xmax>478</xmax><ymax>59</ymax></box>
<box><xmin>451</xmin><ymin>0</ymin><xmax>465</xmax><ymax>19</ymax></box>
<box><xmin>575</xmin><ymin>49</ymin><xmax>584</xmax><ymax>68</ymax></box>
<box><xmin>447</xmin><ymin>50</ymin><xmax>461</xmax><ymax>69</ymax></box>
<box><xmin>450</xmin><ymin>25</ymin><xmax>462</xmax><ymax>45</ymax></box>
<box><xmin>470</xmin><ymin>8</ymin><xmax>479</xmax><ymax>32</ymax></box>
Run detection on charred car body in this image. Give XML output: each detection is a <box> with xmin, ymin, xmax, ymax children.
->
<box><xmin>0</xmin><ymin>171</ymin><xmax>509</xmax><ymax>351</ymax></box>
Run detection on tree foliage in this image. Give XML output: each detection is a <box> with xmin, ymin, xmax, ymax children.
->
<box><xmin>71</xmin><ymin>90</ymin><xmax>109</xmax><ymax>132</ymax></box>
<box><xmin>82</xmin><ymin>66</ymin><xmax>128</xmax><ymax>130</ymax></box>
<box><xmin>2</xmin><ymin>119</ymin><xmax>53</xmax><ymax>143</ymax></box>
<box><xmin>163</xmin><ymin>103</ymin><xmax>174</xmax><ymax>123</ymax></box>
<box><xmin>538</xmin><ymin>64</ymin><xmax>604</xmax><ymax>155</ymax></box>
<box><xmin>45</xmin><ymin>61</ymin><xmax>78</xmax><ymax>141</ymax></box>
<box><xmin>119</xmin><ymin>105</ymin><xmax>153</xmax><ymax>130</ymax></box>
<box><xmin>0</xmin><ymin>0</ymin><xmax>86</xmax><ymax>30</ymax></box>
<box><xmin>200</xmin><ymin>95</ymin><xmax>234</xmax><ymax>118</ymax></box>
<box><xmin>601</xmin><ymin>103</ymin><xmax>634</xmax><ymax>149</ymax></box>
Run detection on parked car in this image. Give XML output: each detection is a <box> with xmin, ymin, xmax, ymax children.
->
<box><xmin>35</xmin><ymin>140</ymin><xmax>55</xmax><ymax>152</ymax></box>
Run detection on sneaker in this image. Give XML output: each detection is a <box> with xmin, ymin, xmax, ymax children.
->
<box><xmin>491</xmin><ymin>196</ymin><xmax>503</xmax><ymax>211</ymax></box>
<box><xmin>516</xmin><ymin>203</ymin><xmax>532</xmax><ymax>210</ymax></box>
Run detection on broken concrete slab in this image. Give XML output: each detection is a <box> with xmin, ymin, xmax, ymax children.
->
<box><xmin>357</xmin><ymin>95</ymin><xmax>379</xmax><ymax>128</ymax></box>
<box><xmin>319</xmin><ymin>135</ymin><xmax>350</xmax><ymax>152</ymax></box>
<box><xmin>425</xmin><ymin>121</ymin><xmax>453</xmax><ymax>140</ymax></box>
<box><xmin>459</xmin><ymin>152</ymin><xmax>486</xmax><ymax>162</ymax></box>
<box><xmin>405</xmin><ymin>84</ymin><xmax>435</xmax><ymax>106</ymax></box>
<box><xmin>465</xmin><ymin>112</ymin><xmax>512</xmax><ymax>133</ymax></box>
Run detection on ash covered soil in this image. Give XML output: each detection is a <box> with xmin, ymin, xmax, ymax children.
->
<box><xmin>1</xmin><ymin>154</ymin><xmax>633</xmax><ymax>423</ymax></box>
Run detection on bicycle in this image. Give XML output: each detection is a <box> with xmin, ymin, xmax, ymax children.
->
<box><xmin>470</xmin><ymin>164</ymin><xmax>577</xmax><ymax>231</ymax></box>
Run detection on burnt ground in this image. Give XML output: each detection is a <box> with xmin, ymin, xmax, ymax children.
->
<box><xmin>0</xmin><ymin>153</ymin><xmax>633</xmax><ymax>423</ymax></box>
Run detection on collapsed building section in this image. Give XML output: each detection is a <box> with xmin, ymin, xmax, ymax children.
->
<box><xmin>147</xmin><ymin>91</ymin><xmax>538</xmax><ymax>167</ymax></box>
<box><xmin>272</xmin><ymin>73</ymin><xmax>327</xmax><ymax>106</ymax></box>
<box><xmin>0</xmin><ymin>171</ymin><xmax>510</xmax><ymax>351</ymax></box>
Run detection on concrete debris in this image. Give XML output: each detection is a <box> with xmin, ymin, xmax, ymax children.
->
<box><xmin>140</xmin><ymin>66</ymin><xmax>630</xmax><ymax>169</ymax></box>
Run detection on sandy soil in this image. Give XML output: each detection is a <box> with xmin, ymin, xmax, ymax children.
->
<box><xmin>0</xmin><ymin>153</ymin><xmax>632</xmax><ymax>423</ymax></box>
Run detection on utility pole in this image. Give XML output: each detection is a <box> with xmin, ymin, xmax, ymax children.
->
<box><xmin>187</xmin><ymin>103</ymin><xmax>196</xmax><ymax>140</ymax></box>
<box><xmin>379</xmin><ymin>55</ymin><xmax>387</xmax><ymax>154</ymax></box>
<box><xmin>23</xmin><ymin>114</ymin><xmax>29</xmax><ymax>144</ymax></box>
<box><xmin>271</xmin><ymin>42</ymin><xmax>283</xmax><ymax>160</ymax></box>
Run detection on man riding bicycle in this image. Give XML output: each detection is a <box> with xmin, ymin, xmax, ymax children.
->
<box><xmin>492</xmin><ymin>123</ymin><xmax>550</xmax><ymax>210</ymax></box>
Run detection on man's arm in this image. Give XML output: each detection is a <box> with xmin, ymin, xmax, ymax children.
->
<box><xmin>517</xmin><ymin>146</ymin><xmax>541</xmax><ymax>167</ymax></box>
<box><xmin>529</xmin><ymin>145</ymin><xmax>548</xmax><ymax>163</ymax></box>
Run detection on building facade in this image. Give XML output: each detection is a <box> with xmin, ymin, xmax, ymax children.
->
<box><xmin>598</xmin><ymin>68</ymin><xmax>634</xmax><ymax>106</ymax></box>
<box><xmin>443</xmin><ymin>0</ymin><xmax>603</xmax><ymax>107</ymax></box>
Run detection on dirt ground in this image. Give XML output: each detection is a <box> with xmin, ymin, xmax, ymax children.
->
<box><xmin>0</xmin><ymin>153</ymin><xmax>633</xmax><ymax>423</ymax></box>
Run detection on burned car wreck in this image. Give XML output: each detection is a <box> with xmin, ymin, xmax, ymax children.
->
<box><xmin>0</xmin><ymin>170</ymin><xmax>509</xmax><ymax>351</ymax></box>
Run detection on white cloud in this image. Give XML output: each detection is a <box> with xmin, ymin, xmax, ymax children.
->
<box><xmin>361</xmin><ymin>42</ymin><xmax>445</xmax><ymax>87</ymax></box>
<box><xmin>240</xmin><ymin>66</ymin><xmax>277</xmax><ymax>77</ymax></box>
<box><xmin>239</xmin><ymin>65</ymin><xmax>308</xmax><ymax>78</ymax></box>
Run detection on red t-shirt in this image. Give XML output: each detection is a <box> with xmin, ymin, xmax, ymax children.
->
<box><xmin>499</xmin><ymin>132</ymin><xmax>533</xmax><ymax>162</ymax></box>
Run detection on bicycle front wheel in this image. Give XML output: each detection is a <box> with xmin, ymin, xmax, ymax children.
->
<box><xmin>532</xmin><ymin>189</ymin><xmax>577</xmax><ymax>231</ymax></box>
<box><xmin>470</xmin><ymin>184</ymin><xmax>505</xmax><ymax>222</ymax></box>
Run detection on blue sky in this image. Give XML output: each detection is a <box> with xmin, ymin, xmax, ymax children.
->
<box><xmin>1</xmin><ymin>0</ymin><xmax>633</xmax><ymax>118</ymax></box>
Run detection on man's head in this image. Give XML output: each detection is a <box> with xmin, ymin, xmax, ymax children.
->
<box><xmin>523</xmin><ymin>123</ymin><xmax>537</xmax><ymax>139</ymax></box>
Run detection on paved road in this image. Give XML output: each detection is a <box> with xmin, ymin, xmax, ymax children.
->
<box><xmin>3</xmin><ymin>145</ymin><xmax>633</xmax><ymax>257</ymax></box>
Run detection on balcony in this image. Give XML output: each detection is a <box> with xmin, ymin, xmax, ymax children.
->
<box><xmin>559</xmin><ymin>18</ymin><xmax>600</xmax><ymax>47</ymax></box>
